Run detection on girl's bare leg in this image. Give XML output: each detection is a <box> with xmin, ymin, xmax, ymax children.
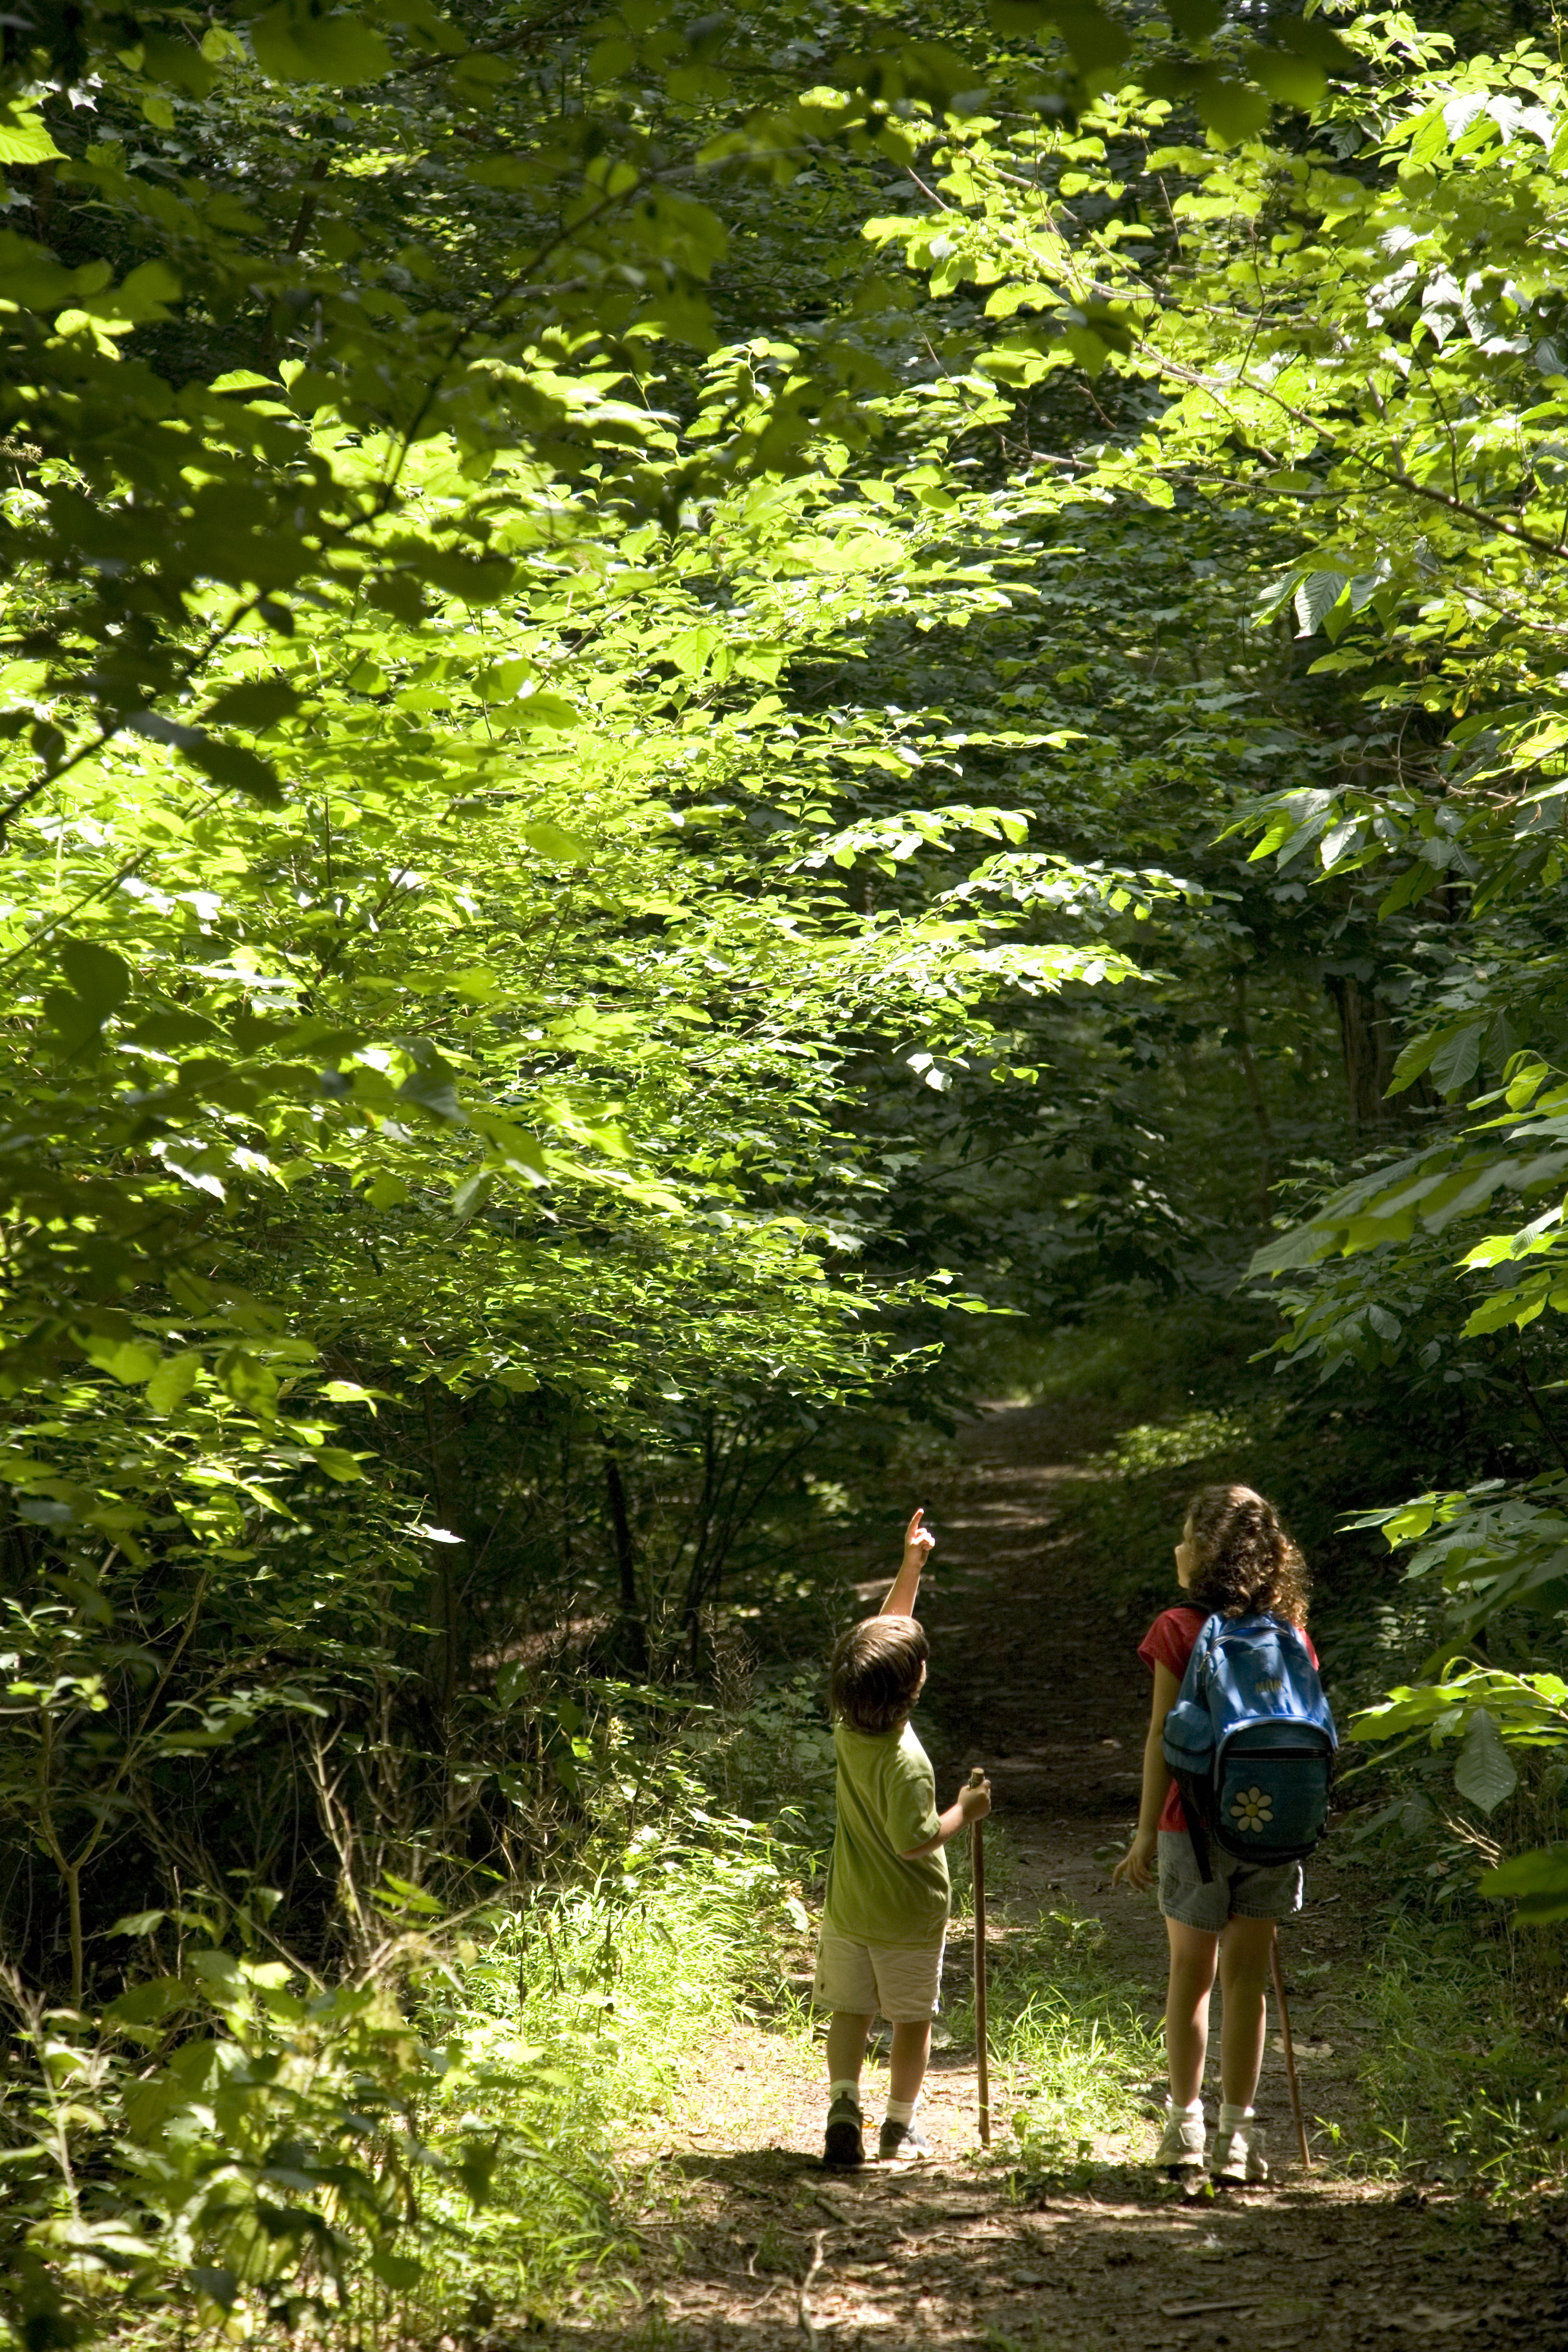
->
<box><xmin>1165</xmin><ymin>1917</ymin><xmax>1220</xmax><ymax>2104</ymax></box>
<box><xmin>1217</xmin><ymin>1915</ymin><xmax>1276</xmax><ymax>2109</ymax></box>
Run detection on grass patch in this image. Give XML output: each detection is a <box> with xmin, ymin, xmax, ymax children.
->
<box><xmin>1327</xmin><ymin>1918</ymin><xmax>1568</xmax><ymax>2197</ymax></box>
<box><xmin>946</xmin><ymin>1897</ymin><xmax>1162</xmax><ymax>2179</ymax></box>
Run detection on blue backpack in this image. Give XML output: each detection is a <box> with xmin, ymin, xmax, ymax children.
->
<box><xmin>1161</xmin><ymin>1611</ymin><xmax>1337</xmax><ymax>1878</ymax></box>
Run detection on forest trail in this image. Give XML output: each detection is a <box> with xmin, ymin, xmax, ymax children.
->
<box><xmin>547</xmin><ymin>1405</ymin><xmax>1568</xmax><ymax>2351</ymax></box>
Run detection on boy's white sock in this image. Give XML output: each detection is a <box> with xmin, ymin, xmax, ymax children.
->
<box><xmin>829</xmin><ymin>2078</ymin><xmax>860</xmax><ymax>2105</ymax></box>
<box><xmin>1217</xmin><ymin>2102</ymin><xmax>1253</xmax><ymax>2131</ymax></box>
<box><xmin>883</xmin><ymin>2094</ymin><xmax>918</xmax><ymax>2125</ymax></box>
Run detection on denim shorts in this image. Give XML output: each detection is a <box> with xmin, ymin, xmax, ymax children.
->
<box><xmin>1157</xmin><ymin>1829</ymin><xmax>1303</xmax><ymax>1934</ymax></box>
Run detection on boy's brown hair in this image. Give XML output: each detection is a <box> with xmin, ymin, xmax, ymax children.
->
<box><xmin>830</xmin><ymin>1614</ymin><xmax>928</xmax><ymax>1735</ymax></box>
<box><xmin>1184</xmin><ymin>1482</ymin><xmax>1310</xmax><ymax>1623</ymax></box>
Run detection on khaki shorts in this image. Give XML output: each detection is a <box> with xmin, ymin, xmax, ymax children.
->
<box><xmin>1158</xmin><ymin>1829</ymin><xmax>1302</xmax><ymax>1934</ymax></box>
<box><xmin>812</xmin><ymin>1926</ymin><xmax>945</xmax><ymax>2023</ymax></box>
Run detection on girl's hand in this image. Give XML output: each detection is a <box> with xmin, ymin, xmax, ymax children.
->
<box><xmin>1111</xmin><ymin>1828</ymin><xmax>1157</xmax><ymax>1893</ymax></box>
<box><xmin>902</xmin><ymin>1507</ymin><xmax>936</xmax><ymax>1575</ymax></box>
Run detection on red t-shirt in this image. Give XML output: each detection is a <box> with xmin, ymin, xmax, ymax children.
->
<box><xmin>1137</xmin><ymin>1605</ymin><xmax>1320</xmax><ymax>1833</ymax></box>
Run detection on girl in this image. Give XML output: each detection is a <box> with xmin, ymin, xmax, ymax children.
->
<box><xmin>1112</xmin><ymin>1482</ymin><xmax>1316</xmax><ymax>2185</ymax></box>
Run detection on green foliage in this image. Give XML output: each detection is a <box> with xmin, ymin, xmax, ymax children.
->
<box><xmin>1341</xmin><ymin>1919</ymin><xmax>1568</xmax><ymax>2193</ymax></box>
<box><xmin>0</xmin><ymin>1755</ymin><xmax>794</xmax><ymax>2344</ymax></box>
<box><xmin>16</xmin><ymin>0</ymin><xmax>1568</xmax><ymax>2321</ymax></box>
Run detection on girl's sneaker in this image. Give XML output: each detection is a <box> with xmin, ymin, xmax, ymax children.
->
<box><xmin>878</xmin><ymin>2116</ymin><xmax>929</xmax><ymax>2166</ymax></box>
<box><xmin>1211</xmin><ymin>2121</ymin><xmax>1268</xmax><ymax>2186</ymax></box>
<box><xmin>823</xmin><ymin>2093</ymin><xmax>864</xmax><ymax>2168</ymax></box>
<box><xmin>1155</xmin><ymin>2099</ymin><xmax>1208</xmax><ymax>2175</ymax></box>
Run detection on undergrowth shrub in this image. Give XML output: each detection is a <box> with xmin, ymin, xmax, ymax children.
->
<box><xmin>1332</xmin><ymin>1918</ymin><xmax>1568</xmax><ymax>2197</ymax></box>
<box><xmin>0</xmin><ymin>1780</ymin><xmax>796</xmax><ymax>2350</ymax></box>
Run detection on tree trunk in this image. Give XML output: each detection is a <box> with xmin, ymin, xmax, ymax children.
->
<box><xmin>603</xmin><ymin>1448</ymin><xmax>648</xmax><ymax>1674</ymax></box>
<box><xmin>1323</xmin><ymin>973</ymin><xmax>1436</xmax><ymax>1128</ymax></box>
<box><xmin>421</xmin><ymin>1385</ymin><xmax>466</xmax><ymax>1726</ymax></box>
<box><xmin>1231</xmin><ymin>971</ymin><xmax>1274</xmax><ymax>1223</ymax></box>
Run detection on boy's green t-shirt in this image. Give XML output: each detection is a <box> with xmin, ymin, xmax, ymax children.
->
<box><xmin>824</xmin><ymin>1719</ymin><xmax>949</xmax><ymax>1948</ymax></box>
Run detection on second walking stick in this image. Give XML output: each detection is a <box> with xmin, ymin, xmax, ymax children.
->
<box><xmin>1270</xmin><ymin>1928</ymin><xmax>1312</xmax><ymax>2171</ymax></box>
<box><xmin>968</xmin><ymin>1765</ymin><xmax>990</xmax><ymax>2149</ymax></box>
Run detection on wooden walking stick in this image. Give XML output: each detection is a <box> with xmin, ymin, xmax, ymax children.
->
<box><xmin>968</xmin><ymin>1765</ymin><xmax>990</xmax><ymax>2149</ymax></box>
<box><xmin>1270</xmin><ymin>1928</ymin><xmax>1312</xmax><ymax>2172</ymax></box>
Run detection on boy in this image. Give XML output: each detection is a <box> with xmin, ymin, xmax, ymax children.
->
<box><xmin>814</xmin><ymin>1506</ymin><xmax>991</xmax><ymax>2167</ymax></box>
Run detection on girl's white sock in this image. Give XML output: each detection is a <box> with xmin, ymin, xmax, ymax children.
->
<box><xmin>1217</xmin><ymin>2102</ymin><xmax>1254</xmax><ymax>2131</ymax></box>
<box><xmin>829</xmin><ymin>2078</ymin><xmax>860</xmax><ymax>2103</ymax></box>
<box><xmin>1169</xmin><ymin>2094</ymin><xmax>1203</xmax><ymax>2116</ymax></box>
<box><xmin>884</xmin><ymin>2094</ymin><xmax>918</xmax><ymax>2125</ymax></box>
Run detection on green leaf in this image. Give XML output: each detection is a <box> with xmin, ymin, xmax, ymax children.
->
<box><xmin>140</xmin><ymin>31</ymin><xmax>220</xmax><ymax>98</ymax></box>
<box><xmin>1193</xmin><ymin>75</ymin><xmax>1272</xmax><ymax>145</ymax></box>
<box><xmin>1480</xmin><ymin>1845</ymin><xmax>1568</xmax><ymax>1920</ymax></box>
<box><xmin>450</xmin><ymin>1168</ymin><xmax>494</xmax><ymax>1224</ymax></box>
<box><xmin>1452</xmin><ymin>1709</ymin><xmax>1518</xmax><ymax>1815</ymax></box>
<box><xmin>187</xmin><ymin>738</ymin><xmax>285</xmax><ymax>807</ymax></box>
<box><xmin>216</xmin><ymin>1348</ymin><xmax>280</xmax><ymax>1411</ymax></box>
<box><xmin>147</xmin><ymin>1352</ymin><xmax>201</xmax><ymax>1414</ymax></box>
<box><xmin>376</xmin><ymin>1871</ymin><xmax>444</xmax><ymax>1913</ymax></box>
<box><xmin>0</xmin><ymin>105</ymin><xmax>65</xmax><ymax>165</ymax></box>
<box><xmin>513</xmin><ymin>694</ymin><xmax>579</xmax><ymax>732</ymax></box>
<box><xmin>201</xmin><ymin>682</ymin><xmax>302</xmax><ymax>729</ymax></box>
<box><xmin>1387</xmin><ymin>1029</ymin><xmax>1441</xmax><ymax>1097</ymax></box>
<box><xmin>251</xmin><ymin>3</ymin><xmax>393</xmax><ymax>85</ymax></box>
<box><xmin>369</xmin><ymin>2250</ymin><xmax>424</xmax><ymax>2289</ymax></box>
<box><xmin>59</xmin><ymin>941</ymin><xmax>130</xmax><ymax>1018</ymax></box>
<box><xmin>522</xmin><ymin>820</ymin><xmax>591</xmax><ymax>861</ymax></box>
<box><xmin>311</xmin><ymin>1447</ymin><xmax>366</xmax><ymax>1481</ymax></box>
<box><xmin>1246</xmin><ymin>46</ymin><xmax>1325</xmax><ymax>108</ymax></box>
<box><xmin>1428</xmin><ymin>1022</ymin><xmax>1484</xmax><ymax>1099</ymax></box>
<box><xmin>1294</xmin><ymin>572</ymin><xmax>1347</xmax><ymax>638</ymax></box>
<box><xmin>105</xmin><ymin>1976</ymin><xmax>192</xmax><ymax>2025</ymax></box>
<box><xmin>995</xmin><ymin>5</ymin><xmax>1128</xmax><ymax>73</ymax></box>
<box><xmin>417</xmin><ymin>550</ymin><xmax>515</xmax><ymax>604</ymax></box>
<box><xmin>398</xmin><ymin>1062</ymin><xmax>466</xmax><ymax>1123</ymax></box>
<box><xmin>191</xmin><ymin>2267</ymin><xmax>240</xmax><ymax>2311</ymax></box>
<box><xmin>76</xmin><ymin>1328</ymin><xmax>161</xmax><ymax>1385</ymax></box>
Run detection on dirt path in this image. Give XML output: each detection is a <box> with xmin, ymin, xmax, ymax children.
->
<box><xmin>550</xmin><ymin>1403</ymin><xmax>1568</xmax><ymax>2349</ymax></box>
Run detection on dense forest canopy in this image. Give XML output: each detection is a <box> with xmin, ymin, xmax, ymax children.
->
<box><xmin>8</xmin><ymin>0</ymin><xmax>1568</xmax><ymax>2335</ymax></box>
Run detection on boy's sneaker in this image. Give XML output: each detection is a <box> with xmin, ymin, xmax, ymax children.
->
<box><xmin>823</xmin><ymin>2093</ymin><xmax>864</xmax><ymax>2168</ymax></box>
<box><xmin>1155</xmin><ymin>2099</ymin><xmax>1208</xmax><ymax>2176</ymax></box>
<box><xmin>1211</xmin><ymin>2121</ymin><xmax>1268</xmax><ymax>2186</ymax></box>
<box><xmin>878</xmin><ymin>2116</ymin><xmax>929</xmax><ymax>2166</ymax></box>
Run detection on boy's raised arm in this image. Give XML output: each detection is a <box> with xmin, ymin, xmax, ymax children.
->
<box><xmin>880</xmin><ymin>1507</ymin><xmax>935</xmax><ymax>1620</ymax></box>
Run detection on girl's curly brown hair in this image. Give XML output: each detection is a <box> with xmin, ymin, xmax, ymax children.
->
<box><xmin>1183</xmin><ymin>1483</ymin><xmax>1310</xmax><ymax>1624</ymax></box>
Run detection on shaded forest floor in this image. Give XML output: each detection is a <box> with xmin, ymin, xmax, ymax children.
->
<box><xmin>545</xmin><ymin>1401</ymin><xmax>1568</xmax><ymax>2350</ymax></box>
